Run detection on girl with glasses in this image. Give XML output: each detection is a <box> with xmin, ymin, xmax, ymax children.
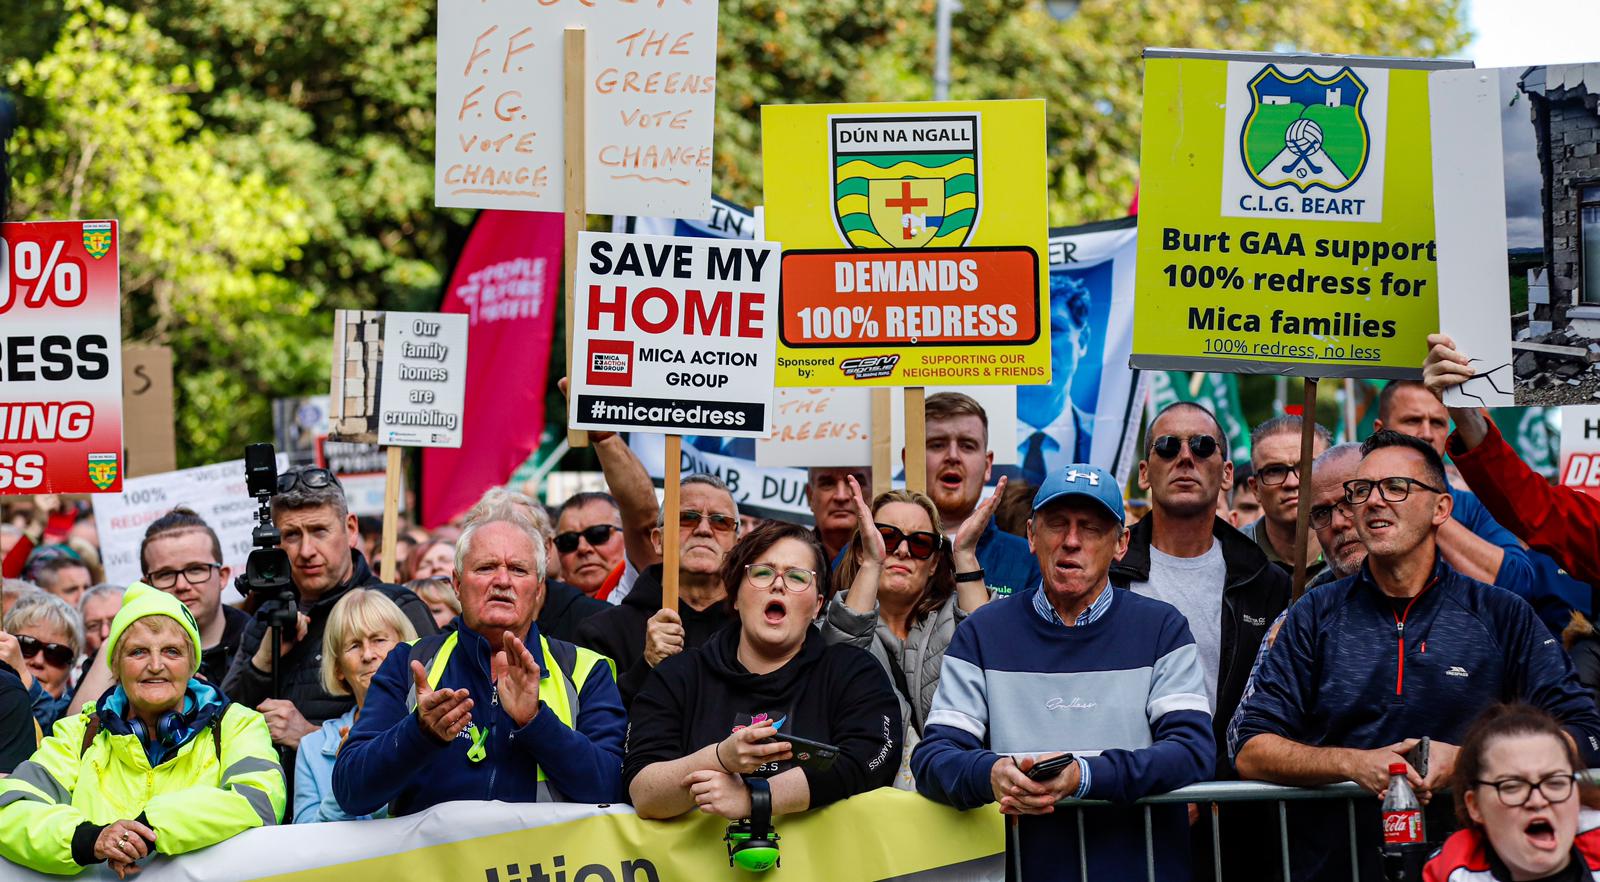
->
<box><xmin>624</xmin><ymin>522</ymin><xmax>901</xmax><ymax>822</ymax></box>
<box><xmin>1428</xmin><ymin>703</ymin><xmax>1600</xmax><ymax>881</ymax></box>
<box><xmin>822</xmin><ymin>480</ymin><xmax>1001</xmax><ymax>787</ymax></box>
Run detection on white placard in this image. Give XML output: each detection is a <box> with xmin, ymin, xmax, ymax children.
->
<box><xmin>1560</xmin><ymin>406</ymin><xmax>1600</xmax><ymax>499</ymax></box>
<box><xmin>569</xmin><ymin>232</ymin><xmax>779</xmax><ymax>437</ymax></box>
<box><xmin>379</xmin><ymin>313</ymin><xmax>469</xmax><ymax>447</ymax></box>
<box><xmin>93</xmin><ymin>456</ymin><xmax>287</xmax><ymax>602</ymax></box>
<box><xmin>435</xmin><ymin>0</ymin><xmax>718</xmax><ymax>218</ymax></box>
<box><xmin>754</xmin><ymin>386</ymin><xmax>1017</xmax><ymax>468</ymax></box>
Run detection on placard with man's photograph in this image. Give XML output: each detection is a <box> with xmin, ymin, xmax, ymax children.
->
<box><xmin>1434</xmin><ymin>62</ymin><xmax>1600</xmax><ymax>407</ymax></box>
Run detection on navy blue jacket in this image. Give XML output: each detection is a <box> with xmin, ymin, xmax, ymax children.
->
<box><xmin>974</xmin><ymin>517</ymin><xmax>1041</xmax><ymax>599</ymax></box>
<box><xmin>333</xmin><ymin>621</ymin><xmax>626</xmax><ymax>816</ymax></box>
<box><xmin>1232</xmin><ymin>554</ymin><xmax>1600</xmax><ymax>881</ymax></box>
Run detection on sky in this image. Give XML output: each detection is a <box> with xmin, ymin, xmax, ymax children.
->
<box><xmin>1468</xmin><ymin>0</ymin><xmax>1600</xmax><ymax>67</ymax></box>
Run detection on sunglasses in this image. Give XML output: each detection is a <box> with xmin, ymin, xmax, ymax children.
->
<box><xmin>1150</xmin><ymin>434</ymin><xmax>1219</xmax><ymax>461</ymax></box>
<box><xmin>277</xmin><ymin>467</ymin><xmax>341</xmax><ymax>494</ymax></box>
<box><xmin>554</xmin><ymin>524</ymin><xmax>622</xmax><ymax>554</ymax></box>
<box><xmin>18</xmin><ymin>634</ymin><xmax>75</xmax><ymax>668</ymax></box>
<box><xmin>679</xmin><ymin>510</ymin><xmax>739</xmax><ymax>534</ymax></box>
<box><xmin>877</xmin><ymin>525</ymin><xmax>943</xmax><ymax>560</ymax></box>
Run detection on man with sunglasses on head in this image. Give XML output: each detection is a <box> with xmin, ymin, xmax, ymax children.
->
<box><xmin>575</xmin><ymin>469</ymin><xmax>743</xmax><ymax>709</ymax></box>
<box><xmin>1232</xmin><ymin>430</ymin><xmax>1600</xmax><ymax>882</ymax></box>
<box><xmin>223</xmin><ymin>466</ymin><xmax>437</xmax><ymax>753</ymax></box>
<box><xmin>1110</xmin><ymin>401</ymin><xmax>1289</xmax><ymax>881</ymax></box>
<box><xmin>1239</xmin><ymin>415</ymin><xmax>1332</xmax><ymax>577</ymax></box>
<box><xmin>553</xmin><ymin>492</ymin><xmax>629</xmax><ymax>601</ymax></box>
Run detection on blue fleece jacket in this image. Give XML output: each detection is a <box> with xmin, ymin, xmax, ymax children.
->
<box><xmin>1451</xmin><ymin>487</ymin><xmax>1537</xmax><ymax>597</ymax></box>
<box><xmin>332</xmin><ymin>622</ymin><xmax>626</xmax><ymax>816</ymax></box>
<box><xmin>1231</xmin><ymin>555</ymin><xmax>1600</xmax><ymax>881</ymax></box>
<box><xmin>911</xmin><ymin>587</ymin><xmax>1214</xmax><ymax>881</ymax></box>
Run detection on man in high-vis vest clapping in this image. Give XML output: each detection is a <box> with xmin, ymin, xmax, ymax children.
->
<box><xmin>333</xmin><ymin>505</ymin><xmax>626</xmax><ymax>815</ymax></box>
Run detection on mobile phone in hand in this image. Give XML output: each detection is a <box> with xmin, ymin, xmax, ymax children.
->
<box><xmin>1024</xmin><ymin>753</ymin><xmax>1077</xmax><ymax>782</ymax></box>
<box><xmin>1405</xmin><ymin>736</ymin><xmax>1430</xmax><ymax>779</ymax></box>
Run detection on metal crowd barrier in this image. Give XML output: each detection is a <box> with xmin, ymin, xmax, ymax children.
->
<box><xmin>1054</xmin><ymin>778</ymin><xmax>1372</xmax><ymax>882</ymax></box>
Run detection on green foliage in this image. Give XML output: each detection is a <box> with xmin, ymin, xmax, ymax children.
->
<box><xmin>2</xmin><ymin>0</ymin><xmax>1469</xmax><ymax>466</ymax></box>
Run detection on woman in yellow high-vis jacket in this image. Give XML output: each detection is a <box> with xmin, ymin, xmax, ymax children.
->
<box><xmin>0</xmin><ymin>582</ymin><xmax>284</xmax><ymax>877</ymax></box>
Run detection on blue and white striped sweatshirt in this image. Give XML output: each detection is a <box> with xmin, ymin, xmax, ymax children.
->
<box><xmin>911</xmin><ymin>587</ymin><xmax>1215</xmax><ymax>881</ymax></box>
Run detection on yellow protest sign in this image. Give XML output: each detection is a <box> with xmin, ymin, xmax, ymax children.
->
<box><xmin>1132</xmin><ymin>51</ymin><xmax>1468</xmax><ymax>377</ymax></box>
<box><xmin>763</xmin><ymin>100</ymin><xmax>1050</xmax><ymax>387</ymax></box>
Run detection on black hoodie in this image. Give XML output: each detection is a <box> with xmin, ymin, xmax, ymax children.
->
<box><xmin>623</xmin><ymin>625</ymin><xmax>901</xmax><ymax>810</ymax></box>
<box><xmin>574</xmin><ymin>564</ymin><xmax>735</xmax><ymax>707</ymax></box>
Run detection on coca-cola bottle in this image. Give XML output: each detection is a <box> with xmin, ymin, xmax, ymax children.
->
<box><xmin>1381</xmin><ymin>762</ymin><xmax>1428</xmax><ymax>881</ymax></box>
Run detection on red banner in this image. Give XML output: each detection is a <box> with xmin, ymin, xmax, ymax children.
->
<box><xmin>422</xmin><ymin>211</ymin><xmax>562</xmax><ymax>527</ymax></box>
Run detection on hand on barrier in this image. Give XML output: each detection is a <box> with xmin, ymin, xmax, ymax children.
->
<box><xmin>95</xmin><ymin>819</ymin><xmax>155</xmax><ymax>878</ymax></box>
<box><xmin>412</xmin><ymin>660</ymin><xmax>474</xmax><ymax>743</ymax></box>
<box><xmin>644</xmin><ymin>609</ymin><xmax>686</xmax><ymax>668</ymax></box>
<box><xmin>492</xmin><ymin>631</ymin><xmax>542</xmax><ymax>727</ymax></box>
<box><xmin>684</xmin><ymin>769</ymin><xmax>752</xmax><ymax>820</ymax></box>
<box><xmin>1345</xmin><ymin>738</ymin><xmax>1424</xmax><ymax>799</ymax></box>
<box><xmin>1419</xmin><ymin>740</ymin><xmax>1460</xmax><ymax>804</ymax></box>
<box><xmin>992</xmin><ymin>755</ymin><xmax>1079</xmax><ymax>815</ymax></box>
<box><xmin>716</xmin><ymin>724</ymin><xmax>792</xmax><ymax>775</ymax></box>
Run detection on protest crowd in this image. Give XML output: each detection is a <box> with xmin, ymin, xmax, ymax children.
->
<box><xmin>9</xmin><ymin>3</ymin><xmax>1600</xmax><ymax>881</ymax></box>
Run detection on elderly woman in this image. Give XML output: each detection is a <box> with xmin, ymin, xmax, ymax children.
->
<box><xmin>294</xmin><ymin>589</ymin><xmax>417</xmax><ymax>823</ymax></box>
<box><xmin>407</xmin><ymin>540</ymin><xmax>456</xmax><ymax>582</ymax></box>
<box><xmin>625</xmin><ymin>522</ymin><xmax>901</xmax><ymax>820</ymax></box>
<box><xmin>1426</xmin><ymin>703</ymin><xmax>1600</xmax><ymax>881</ymax></box>
<box><xmin>0</xmin><ymin>582</ymin><xmax>284</xmax><ymax>877</ymax></box>
<box><xmin>405</xmin><ymin>577</ymin><xmax>460</xmax><ymax>632</ymax></box>
<box><xmin>822</xmin><ymin>478</ymin><xmax>1001</xmax><ymax>746</ymax></box>
<box><xmin>1</xmin><ymin>591</ymin><xmax>85</xmax><ymax>731</ymax></box>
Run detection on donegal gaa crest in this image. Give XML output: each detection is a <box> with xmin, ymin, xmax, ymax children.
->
<box><xmin>82</xmin><ymin>221</ymin><xmax>113</xmax><ymax>259</ymax></box>
<box><xmin>87</xmin><ymin>453</ymin><xmax>119</xmax><ymax>491</ymax></box>
<box><xmin>831</xmin><ymin>114</ymin><xmax>979</xmax><ymax>249</ymax></box>
<box><xmin>1241</xmin><ymin>65</ymin><xmax>1369</xmax><ymax>193</ymax></box>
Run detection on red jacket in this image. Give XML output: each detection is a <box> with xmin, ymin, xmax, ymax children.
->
<box><xmin>1424</xmin><ymin>809</ymin><xmax>1600</xmax><ymax>880</ymax></box>
<box><xmin>1451</xmin><ymin>418</ymin><xmax>1600</xmax><ymax>585</ymax></box>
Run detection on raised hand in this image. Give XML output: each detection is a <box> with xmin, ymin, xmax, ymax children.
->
<box><xmin>1422</xmin><ymin>333</ymin><xmax>1476</xmax><ymax>399</ymax></box>
<box><xmin>954</xmin><ymin>475</ymin><xmax>1007</xmax><ymax>566</ymax></box>
<box><xmin>411</xmin><ymin>660</ymin><xmax>474</xmax><ymax>744</ymax></box>
<box><xmin>492</xmin><ymin>631</ymin><xmax>543</xmax><ymax>727</ymax></box>
<box><xmin>848</xmin><ymin>475</ymin><xmax>885</xmax><ymax>564</ymax></box>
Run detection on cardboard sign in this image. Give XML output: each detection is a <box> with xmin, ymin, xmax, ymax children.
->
<box><xmin>122</xmin><ymin>345</ymin><xmax>176</xmax><ymax>477</ymax></box>
<box><xmin>328</xmin><ymin>311</ymin><xmax>468</xmax><ymax>448</ymax></box>
<box><xmin>762</xmin><ymin>100</ymin><xmax>1051</xmax><ymax>387</ymax></box>
<box><xmin>1433</xmin><ymin>62</ymin><xmax>1600</xmax><ymax>408</ymax></box>
<box><xmin>435</xmin><ymin>0</ymin><xmax>718</xmax><ymax>218</ymax></box>
<box><xmin>568</xmin><ymin>232</ymin><xmax>780</xmax><ymax>437</ymax></box>
<box><xmin>93</xmin><ymin>455</ymin><xmax>287</xmax><ymax>602</ymax></box>
<box><xmin>1132</xmin><ymin>51</ymin><xmax>1466</xmax><ymax>378</ymax></box>
<box><xmin>631</xmin><ymin>433</ymin><xmax>812</xmax><ymax>523</ymax></box>
<box><xmin>0</xmin><ymin>220</ymin><xmax>123</xmax><ymax>493</ymax></box>
<box><xmin>1560</xmin><ymin>407</ymin><xmax>1600</xmax><ymax>498</ymax></box>
<box><xmin>273</xmin><ymin>395</ymin><xmax>399</xmax><ymax>518</ymax></box>
<box><xmin>755</xmin><ymin>386</ymin><xmax>1018</xmax><ymax>468</ymax></box>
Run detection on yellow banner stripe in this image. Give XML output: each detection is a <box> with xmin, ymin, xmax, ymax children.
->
<box><xmin>836</xmin><ymin>158</ymin><xmax>975</xmax><ymax>181</ymax></box>
<box><xmin>945</xmin><ymin>191</ymin><xmax>976</xmax><ymax>215</ymax></box>
<box><xmin>837</xmin><ymin>193</ymin><xmax>870</xmax><ymax>216</ymax></box>
<box><xmin>846</xmin><ymin>228</ymin><xmax>894</xmax><ymax>249</ymax></box>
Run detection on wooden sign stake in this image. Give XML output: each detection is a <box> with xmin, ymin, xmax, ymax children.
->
<box><xmin>870</xmin><ymin>390</ymin><xmax>892</xmax><ymax>497</ymax></box>
<box><xmin>904</xmin><ymin>387</ymin><xmax>927</xmax><ymax>494</ymax></box>
<box><xmin>1290</xmin><ymin>377</ymin><xmax>1319</xmax><ymax>601</ymax></box>
<box><xmin>661</xmin><ymin>434</ymin><xmax>682</xmax><ymax>611</ymax></box>
<box><xmin>564</xmin><ymin>26</ymin><xmax>590</xmax><ymax>449</ymax></box>
<box><xmin>379</xmin><ymin>446</ymin><xmax>403</xmax><ymax>583</ymax></box>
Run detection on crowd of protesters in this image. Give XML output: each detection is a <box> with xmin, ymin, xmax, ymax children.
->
<box><xmin>5</xmin><ymin>372</ymin><xmax>1600</xmax><ymax>882</ymax></box>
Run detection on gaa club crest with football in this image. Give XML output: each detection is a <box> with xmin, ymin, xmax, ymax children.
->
<box><xmin>1220</xmin><ymin>63</ymin><xmax>1389</xmax><ymax>224</ymax></box>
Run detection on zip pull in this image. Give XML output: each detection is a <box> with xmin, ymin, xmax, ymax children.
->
<box><xmin>1396</xmin><ymin>621</ymin><xmax>1404</xmax><ymax>636</ymax></box>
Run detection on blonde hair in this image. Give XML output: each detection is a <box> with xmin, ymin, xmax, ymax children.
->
<box><xmin>320</xmin><ymin>589</ymin><xmax>418</xmax><ymax>696</ymax></box>
<box><xmin>407</xmin><ymin>577</ymin><xmax>461</xmax><ymax>618</ymax></box>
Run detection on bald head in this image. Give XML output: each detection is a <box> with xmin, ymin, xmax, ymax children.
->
<box><xmin>1310</xmin><ymin>443</ymin><xmax>1365</xmax><ymax>578</ymax></box>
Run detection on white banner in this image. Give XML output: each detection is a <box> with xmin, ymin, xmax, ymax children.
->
<box><xmin>631</xmin><ymin>432</ymin><xmax>811</xmax><ymax>523</ymax></box>
<box><xmin>570</xmin><ymin>232</ymin><xmax>780</xmax><ymax>438</ymax></box>
<box><xmin>434</xmin><ymin>0</ymin><xmax>719</xmax><ymax>218</ymax></box>
<box><xmin>329</xmin><ymin>311</ymin><xmax>468</xmax><ymax>448</ymax></box>
<box><xmin>755</xmin><ymin>386</ymin><xmax>1018</xmax><ymax>468</ymax></box>
<box><xmin>92</xmin><ymin>456</ymin><xmax>285</xmax><ymax>602</ymax></box>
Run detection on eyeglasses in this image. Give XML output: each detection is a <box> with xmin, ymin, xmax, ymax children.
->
<box><xmin>277</xmin><ymin>467</ymin><xmax>341</xmax><ymax>493</ymax></box>
<box><xmin>1343</xmin><ymin>476</ymin><xmax>1445</xmax><ymax>505</ymax></box>
<box><xmin>17</xmin><ymin>634</ymin><xmax>75</xmax><ymax>668</ymax></box>
<box><xmin>876</xmin><ymin>525</ymin><xmax>943</xmax><ymax>560</ymax></box>
<box><xmin>144</xmin><ymin>562</ymin><xmax>223</xmax><ymax>589</ymax></box>
<box><xmin>1150</xmin><ymin>434</ymin><xmax>1219</xmax><ymax>460</ymax></box>
<box><xmin>553</xmin><ymin>524</ymin><xmax>621</xmax><ymax>554</ymax></box>
<box><xmin>745</xmin><ymin>563</ymin><xmax>817</xmax><ymax>593</ymax></box>
<box><xmin>1257</xmin><ymin>464</ymin><xmax>1298</xmax><ymax>486</ymax></box>
<box><xmin>1474</xmin><ymin>773</ymin><xmax>1579</xmax><ymax>807</ymax></box>
<box><xmin>680</xmin><ymin>510</ymin><xmax>739</xmax><ymax>534</ymax></box>
<box><xmin>1308</xmin><ymin>502</ymin><xmax>1354</xmax><ymax>531</ymax></box>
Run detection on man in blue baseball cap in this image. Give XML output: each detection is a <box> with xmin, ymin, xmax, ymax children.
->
<box><xmin>912</xmin><ymin>463</ymin><xmax>1215</xmax><ymax>881</ymax></box>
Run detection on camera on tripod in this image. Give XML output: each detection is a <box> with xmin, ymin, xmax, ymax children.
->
<box><xmin>240</xmin><ymin>445</ymin><xmax>299</xmax><ymax>697</ymax></box>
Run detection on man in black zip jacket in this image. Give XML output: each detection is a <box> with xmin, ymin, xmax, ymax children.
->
<box><xmin>1110</xmin><ymin>401</ymin><xmax>1289</xmax><ymax>882</ymax></box>
<box><xmin>223</xmin><ymin>467</ymin><xmax>436</xmax><ymax>750</ymax></box>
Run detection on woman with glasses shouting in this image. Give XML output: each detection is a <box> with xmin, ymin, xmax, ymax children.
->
<box><xmin>1426</xmin><ymin>703</ymin><xmax>1600</xmax><ymax>881</ymax></box>
<box><xmin>820</xmin><ymin>478</ymin><xmax>1003</xmax><ymax>786</ymax></box>
<box><xmin>625</xmin><ymin>521</ymin><xmax>901</xmax><ymax>821</ymax></box>
<box><xmin>1</xmin><ymin>592</ymin><xmax>83</xmax><ymax>731</ymax></box>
